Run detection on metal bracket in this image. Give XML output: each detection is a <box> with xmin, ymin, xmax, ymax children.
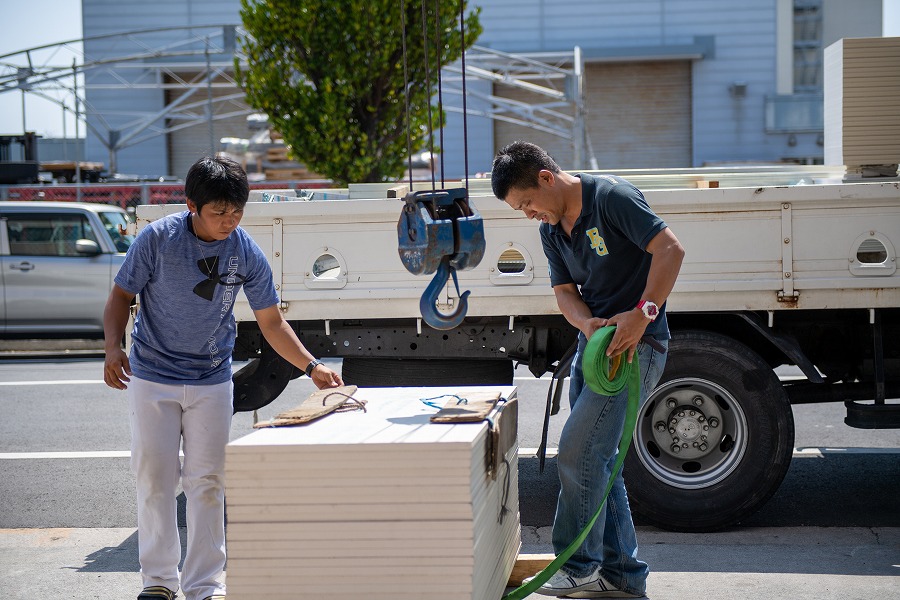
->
<box><xmin>777</xmin><ymin>290</ymin><xmax>800</xmax><ymax>302</ymax></box>
<box><xmin>780</xmin><ymin>202</ymin><xmax>796</xmax><ymax>300</ymax></box>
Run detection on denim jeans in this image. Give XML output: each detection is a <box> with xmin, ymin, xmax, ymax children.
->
<box><xmin>552</xmin><ymin>334</ymin><xmax>668</xmax><ymax>596</ymax></box>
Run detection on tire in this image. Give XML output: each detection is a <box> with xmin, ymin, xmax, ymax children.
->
<box><xmin>624</xmin><ymin>330</ymin><xmax>795</xmax><ymax>532</ymax></box>
<box><xmin>232</xmin><ymin>348</ymin><xmax>298</xmax><ymax>413</ymax></box>
<box><xmin>341</xmin><ymin>357</ymin><xmax>514</xmax><ymax>387</ymax></box>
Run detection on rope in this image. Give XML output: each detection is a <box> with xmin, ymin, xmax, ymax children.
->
<box><xmin>420</xmin><ymin>1</ymin><xmax>436</xmax><ymax>192</ymax></box>
<box><xmin>321</xmin><ymin>390</ymin><xmax>367</xmax><ymax>413</ymax></box>
<box><xmin>434</xmin><ymin>0</ymin><xmax>445</xmax><ymax>186</ymax></box>
<box><xmin>503</xmin><ymin>325</ymin><xmax>641</xmax><ymax>599</ymax></box>
<box><xmin>399</xmin><ymin>0</ymin><xmax>413</xmax><ymax>189</ymax></box>
<box><xmin>458</xmin><ymin>0</ymin><xmax>469</xmax><ymax>189</ymax></box>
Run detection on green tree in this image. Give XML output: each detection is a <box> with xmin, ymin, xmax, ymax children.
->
<box><xmin>237</xmin><ymin>0</ymin><xmax>482</xmax><ymax>184</ymax></box>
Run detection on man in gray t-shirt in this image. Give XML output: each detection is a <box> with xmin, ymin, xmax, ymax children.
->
<box><xmin>103</xmin><ymin>156</ymin><xmax>342</xmax><ymax>600</ymax></box>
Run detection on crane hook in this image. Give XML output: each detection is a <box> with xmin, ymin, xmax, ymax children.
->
<box><xmin>420</xmin><ymin>256</ymin><xmax>470</xmax><ymax>330</ymax></box>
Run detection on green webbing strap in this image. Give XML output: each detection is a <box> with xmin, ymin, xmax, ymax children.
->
<box><xmin>503</xmin><ymin>325</ymin><xmax>640</xmax><ymax>600</ymax></box>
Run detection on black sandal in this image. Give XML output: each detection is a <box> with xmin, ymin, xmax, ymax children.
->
<box><xmin>137</xmin><ymin>586</ymin><xmax>176</xmax><ymax>600</ymax></box>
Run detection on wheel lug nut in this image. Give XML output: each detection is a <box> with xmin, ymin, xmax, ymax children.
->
<box><xmin>698</xmin><ymin>416</ymin><xmax>705</xmax><ymax>422</ymax></box>
<box><xmin>703</xmin><ymin>425</ymin><xmax>709</xmax><ymax>431</ymax></box>
<box><xmin>669</xmin><ymin>428</ymin><xmax>676</xmax><ymax>434</ymax></box>
<box><xmin>699</xmin><ymin>443</ymin><xmax>708</xmax><ymax>451</ymax></box>
<box><xmin>693</xmin><ymin>396</ymin><xmax>703</xmax><ymax>406</ymax></box>
<box><xmin>666</xmin><ymin>398</ymin><xmax>677</xmax><ymax>408</ymax></box>
<box><xmin>671</xmin><ymin>444</ymin><xmax>681</xmax><ymax>453</ymax></box>
<box><xmin>678</xmin><ymin>411</ymin><xmax>685</xmax><ymax>417</ymax></box>
<box><xmin>682</xmin><ymin>443</ymin><xmax>689</xmax><ymax>448</ymax></box>
<box><xmin>655</xmin><ymin>421</ymin><xmax>667</xmax><ymax>432</ymax></box>
<box><xmin>709</xmin><ymin>418</ymin><xmax>719</xmax><ymax>427</ymax></box>
<box><xmin>689</xmin><ymin>410</ymin><xmax>696</xmax><ymax>417</ymax></box>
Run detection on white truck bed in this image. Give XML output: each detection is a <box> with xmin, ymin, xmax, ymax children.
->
<box><xmin>136</xmin><ymin>176</ymin><xmax>900</xmax><ymax>322</ymax></box>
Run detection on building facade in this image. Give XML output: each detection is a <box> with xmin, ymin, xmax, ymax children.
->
<box><xmin>80</xmin><ymin>0</ymin><xmax>885</xmax><ymax>179</ymax></box>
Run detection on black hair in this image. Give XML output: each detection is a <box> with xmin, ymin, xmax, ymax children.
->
<box><xmin>490</xmin><ymin>141</ymin><xmax>561</xmax><ymax>200</ymax></box>
<box><xmin>184</xmin><ymin>156</ymin><xmax>250</xmax><ymax>212</ymax></box>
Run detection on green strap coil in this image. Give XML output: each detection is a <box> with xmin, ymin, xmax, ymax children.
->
<box><xmin>503</xmin><ymin>325</ymin><xmax>641</xmax><ymax>600</ymax></box>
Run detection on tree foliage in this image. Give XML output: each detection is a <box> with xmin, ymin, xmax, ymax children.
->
<box><xmin>237</xmin><ymin>0</ymin><xmax>482</xmax><ymax>184</ymax></box>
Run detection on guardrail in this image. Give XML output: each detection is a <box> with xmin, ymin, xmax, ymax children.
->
<box><xmin>0</xmin><ymin>180</ymin><xmax>333</xmax><ymax>210</ymax></box>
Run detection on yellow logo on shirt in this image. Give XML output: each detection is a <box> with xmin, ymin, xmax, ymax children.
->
<box><xmin>585</xmin><ymin>227</ymin><xmax>608</xmax><ymax>256</ymax></box>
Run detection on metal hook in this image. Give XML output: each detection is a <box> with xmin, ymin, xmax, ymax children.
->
<box><xmin>419</xmin><ymin>256</ymin><xmax>470</xmax><ymax>330</ymax></box>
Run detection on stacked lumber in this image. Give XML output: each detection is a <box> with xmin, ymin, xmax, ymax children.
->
<box><xmin>824</xmin><ymin>36</ymin><xmax>900</xmax><ymax>175</ymax></box>
<box><xmin>224</xmin><ymin>386</ymin><xmax>520</xmax><ymax>600</ymax></box>
<box><xmin>262</xmin><ymin>129</ymin><xmax>323</xmax><ymax>180</ymax></box>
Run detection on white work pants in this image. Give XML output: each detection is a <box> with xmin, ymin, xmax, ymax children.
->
<box><xmin>129</xmin><ymin>377</ymin><xmax>233</xmax><ymax>600</ymax></box>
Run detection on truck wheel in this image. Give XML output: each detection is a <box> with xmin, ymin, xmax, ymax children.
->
<box><xmin>232</xmin><ymin>348</ymin><xmax>298</xmax><ymax>413</ymax></box>
<box><xmin>624</xmin><ymin>330</ymin><xmax>794</xmax><ymax>532</ymax></box>
<box><xmin>341</xmin><ymin>358</ymin><xmax>513</xmax><ymax>387</ymax></box>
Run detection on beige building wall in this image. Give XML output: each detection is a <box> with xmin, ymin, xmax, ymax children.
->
<box><xmin>494</xmin><ymin>61</ymin><xmax>692</xmax><ymax>171</ymax></box>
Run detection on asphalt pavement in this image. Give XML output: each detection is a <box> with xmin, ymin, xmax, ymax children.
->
<box><xmin>1</xmin><ymin>354</ymin><xmax>898</xmax><ymax>599</ymax></box>
<box><xmin>2</xmin><ymin>524</ymin><xmax>897</xmax><ymax>599</ymax></box>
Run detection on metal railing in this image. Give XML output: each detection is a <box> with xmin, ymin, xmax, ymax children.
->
<box><xmin>0</xmin><ymin>181</ymin><xmax>332</xmax><ymax>211</ymax></box>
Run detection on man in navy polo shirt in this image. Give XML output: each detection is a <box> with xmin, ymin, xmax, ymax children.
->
<box><xmin>492</xmin><ymin>141</ymin><xmax>684</xmax><ymax>598</ymax></box>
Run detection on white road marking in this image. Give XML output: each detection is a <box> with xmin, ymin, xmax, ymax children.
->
<box><xmin>1</xmin><ymin>451</ymin><xmax>132</xmax><ymax>459</ymax></box>
<box><xmin>0</xmin><ymin>373</ymin><xmax>806</xmax><ymax>385</ymax></box>
<box><xmin>515</xmin><ymin>447</ymin><xmax>900</xmax><ymax>459</ymax></box>
<box><xmin>0</xmin><ymin>380</ymin><xmax>103</xmax><ymax>386</ymax></box>
<box><xmin>2</xmin><ymin>448</ymin><xmax>897</xmax><ymax>460</ymax></box>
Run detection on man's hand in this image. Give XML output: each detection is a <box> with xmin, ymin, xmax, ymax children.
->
<box><xmin>309</xmin><ymin>364</ymin><xmax>344</xmax><ymax>389</ymax></box>
<box><xmin>104</xmin><ymin>348</ymin><xmax>132</xmax><ymax>390</ymax></box>
<box><xmin>604</xmin><ymin>308</ymin><xmax>651</xmax><ymax>362</ymax></box>
<box><xmin>581</xmin><ymin>316</ymin><xmax>609</xmax><ymax>341</ymax></box>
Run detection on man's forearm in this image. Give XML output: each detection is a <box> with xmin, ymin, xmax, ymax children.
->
<box><xmin>103</xmin><ymin>296</ymin><xmax>132</xmax><ymax>352</ymax></box>
<box><xmin>256</xmin><ymin>311</ymin><xmax>316</xmax><ymax>371</ymax></box>
<box><xmin>641</xmin><ymin>239</ymin><xmax>684</xmax><ymax>306</ymax></box>
<box><xmin>641</xmin><ymin>229</ymin><xmax>685</xmax><ymax>307</ymax></box>
<box><xmin>554</xmin><ymin>284</ymin><xmax>599</xmax><ymax>336</ymax></box>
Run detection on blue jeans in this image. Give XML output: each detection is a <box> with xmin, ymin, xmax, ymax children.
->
<box><xmin>552</xmin><ymin>334</ymin><xmax>668</xmax><ymax>596</ymax></box>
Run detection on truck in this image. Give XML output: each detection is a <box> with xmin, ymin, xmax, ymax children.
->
<box><xmin>0</xmin><ymin>133</ymin><xmax>104</xmax><ymax>184</ymax></box>
<box><xmin>135</xmin><ymin>166</ymin><xmax>900</xmax><ymax>532</ymax></box>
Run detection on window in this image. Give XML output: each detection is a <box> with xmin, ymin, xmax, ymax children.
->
<box><xmin>794</xmin><ymin>0</ymin><xmax>823</xmax><ymax>93</ymax></box>
<box><xmin>7</xmin><ymin>213</ymin><xmax>100</xmax><ymax>257</ymax></box>
<box><xmin>98</xmin><ymin>210</ymin><xmax>134</xmax><ymax>252</ymax></box>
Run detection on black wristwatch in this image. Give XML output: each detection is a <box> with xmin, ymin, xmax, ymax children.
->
<box><xmin>305</xmin><ymin>359</ymin><xmax>323</xmax><ymax>378</ymax></box>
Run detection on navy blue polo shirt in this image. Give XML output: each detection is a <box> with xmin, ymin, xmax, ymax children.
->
<box><xmin>540</xmin><ymin>173</ymin><xmax>670</xmax><ymax>339</ymax></box>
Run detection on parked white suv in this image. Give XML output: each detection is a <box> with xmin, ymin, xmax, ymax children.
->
<box><xmin>0</xmin><ymin>201</ymin><xmax>134</xmax><ymax>336</ymax></box>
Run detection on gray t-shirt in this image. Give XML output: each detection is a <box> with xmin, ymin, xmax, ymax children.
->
<box><xmin>115</xmin><ymin>211</ymin><xmax>279</xmax><ymax>384</ymax></box>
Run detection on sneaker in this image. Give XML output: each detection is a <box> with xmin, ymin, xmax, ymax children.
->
<box><xmin>137</xmin><ymin>587</ymin><xmax>176</xmax><ymax>600</ymax></box>
<box><xmin>523</xmin><ymin>567</ymin><xmax>642</xmax><ymax>598</ymax></box>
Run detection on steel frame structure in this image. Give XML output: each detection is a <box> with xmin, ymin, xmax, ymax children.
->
<box><xmin>0</xmin><ymin>25</ymin><xmax>590</xmax><ymax>174</ymax></box>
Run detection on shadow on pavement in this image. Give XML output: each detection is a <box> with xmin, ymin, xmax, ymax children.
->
<box><xmin>519</xmin><ymin>450</ymin><xmax>900</xmax><ymax>529</ymax></box>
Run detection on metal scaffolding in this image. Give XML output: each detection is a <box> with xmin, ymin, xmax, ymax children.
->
<box><xmin>0</xmin><ymin>25</ymin><xmax>591</xmax><ymax>175</ymax></box>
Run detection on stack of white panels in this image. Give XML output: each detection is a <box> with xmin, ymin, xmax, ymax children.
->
<box><xmin>225</xmin><ymin>386</ymin><xmax>520</xmax><ymax>600</ymax></box>
<box><xmin>824</xmin><ymin>36</ymin><xmax>900</xmax><ymax>170</ymax></box>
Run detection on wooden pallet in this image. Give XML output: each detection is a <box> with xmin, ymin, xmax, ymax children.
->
<box><xmin>508</xmin><ymin>554</ymin><xmax>554</xmax><ymax>586</ymax></box>
<box><xmin>266</xmin><ymin>146</ymin><xmax>289</xmax><ymax>161</ymax></box>
<box><xmin>264</xmin><ymin>167</ymin><xmax>316</xmax><ymax>180</ymax></box>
